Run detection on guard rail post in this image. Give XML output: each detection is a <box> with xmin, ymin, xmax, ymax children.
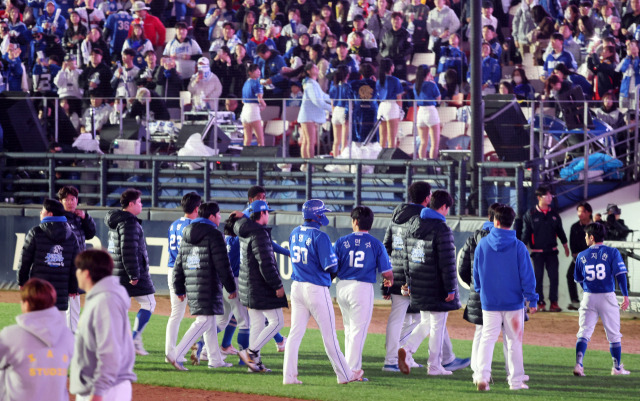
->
<box><xmin>458</xmin><ymin>159</ymin><xmax>467</xmax><ymax>215</ymax></box>
<box><xmin>478</xmin><ymin>164</ymin><xmax>484</xmax><ymax>218</ymax></box>
<box><xmin>204</xmin><ymin>159</ymin><xmax>211</xmax><ymax>200</ymax></box>
<box><xmin>404</xmin><ymin>162</ymin><xmax>413</xmax><ymax>202</ymax></box>
<box><xmin>256</xmin><ymin>161</ymin><xmax>264</xmax><ymax>187</ymax></box>
<box><xmin>305</xmin><ymin>163</ymin><xmax>312</xmax><ymax>200</ymax></box>
<box><xmin>583</xmin><ymin>99</ymin><xmax>589</xmax><ymax>199</ymax></box>
<box><xmin>48</xmin><ymin>158</ymin><xmax>55</xmax><ymax>199</ymax></box>
<box><xmin>151</xmin><ymin>159</ymin><xmax>160</xmax><ymax>207</ymax></box>
<box><xmin>516</xmin><ymin>163</ymin><xmax>525</xmax><ymax>217</ymax></box>
<box><xmin>448</xmin><ymin>161</ymin><xmax>456</xmax><ymax>215</ymax></box>
<box><xmin>99</xmin><ymin>157</ymin><xmax>108</xmax><ymax>206</ymax></box>
<box><xmin>355</xmin><ymin>162</ymin><xmax>362</xmax><ymax>207</ymax></box>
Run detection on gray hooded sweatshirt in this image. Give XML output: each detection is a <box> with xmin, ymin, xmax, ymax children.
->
<box><xmin>69</xmin><ymin>276</ymin><xmax>137</xmax><ymax>397</ymax></box>
<box><xmin>0</xmin><ymin>306</ymin><xmax>74</xmax><ymax>401</ymax></box>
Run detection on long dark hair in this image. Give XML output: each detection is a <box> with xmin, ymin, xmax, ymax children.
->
<box><xmin>334</xmin><ymin>64</ymin><xmax>349</xmax><ymax>86</ymax></box>
<box><xmin>379</xmin><ymin>58</ymin><xmax>393</xmax><ymax>87</ymax></box>
<box><xmin>414</xmin><ymin>64</ymin><xmax>430</xmax><ymax>96</ymax></box>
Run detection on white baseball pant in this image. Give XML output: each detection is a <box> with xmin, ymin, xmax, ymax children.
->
<box><xmin>216</xmin><ymin>277</ymin><xmax>250</xmax><ymax>332</ymax></box>
<box><xmin>75</xmin><ymin>380</ymin><xmax>132</xmax><ymax>401</ymax></box>
<box><xmin>284</xmin><ymin>281</ymin><xmax>355</xmax><ymax>384</ymax></box>
<box><xmin>577</xmin><ymin>292</ymin><xmax>622</xmax><ymax>343</ymax></box>
<box><xmin>474</xmin><ymin>308</ymin><xmax>526</xmax><ymax>387</ymax></box>
<box><xmin>471</xmin><ymin>324</ymin><xmax>509</xmax><ymax>375</ymax></box>
<box><xmin>337</xmin><ymin>280</ymin><xmax>374</xmax><ymax>371</ymax></box>
<box><xmin>168</xmin><ymin>315</ymin><xmax>225</xmax><ymax>367</ymax></box>
<box><xmin>402</xmin><ymin>310</ymin><xmax>456</xmax><ymax>366</ymax></box>
<box><xmin>247</xmin><ymin>308</ymin><xmax>284</xmax><ymax>352</ymax></box>
<box><xmin>384</xmin><ymin>294</ymin><xmax>421</xmax><ymax>365</ymax></box>
<box><xmin>165</xmin><ymin>270</ymin><xmax>187</xmax><ymax>358</ymax></box>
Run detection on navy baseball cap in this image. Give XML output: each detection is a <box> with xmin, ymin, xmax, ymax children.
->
<box><xmin>250</xmin><ymin>200</ymin><xmax>274</xmax><ymax>213</ymax></box>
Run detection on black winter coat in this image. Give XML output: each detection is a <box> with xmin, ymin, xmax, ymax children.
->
<box><xmin>405</xmin><ymin>215</ymin><xmax>461</xmax><ymax>312</ymax></box>
<box><xmin>63</xmin><ymin>210</ymin><xmax>96</xmax><ymax>251</ymax></box>
<box><xmin>521</xmin><ymin>206</ymin><xmax>568</xmax><ymax>252</ymax></box>
<box><xmin>458</xmin><ymin>227</ymin><xmax>491</xmax><ymax>325</ymax></box>
<box><xmin>234</xmin><ymin>217</ymin><xmax>287</xmax><ymax>310</ymax></box>
<box><xmin>380</xmin><ymin>28</ymin><xmax>413</xmax><ymax>62</ymax></box>
<box><xmin>382</xmin><ymin>203</ymin><xmax>423</xmax><ymax>314</ymax></box>
<box><xmin>17</xmin><ymin>219</ymin><xmax>80</xmax><ymax>311</ymax></box>
<box><xmin>105</xmin><ymin>210</ymin><xmax>155</xmax><ymax>297</ymax></box>
<box><xmin>173</xmin><ymin>221</ymin><xmax>237</xmax><ymax>316</ymax></box>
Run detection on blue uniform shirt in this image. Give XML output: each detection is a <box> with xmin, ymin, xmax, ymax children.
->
<box><xmin>334</xmin><ymin>232</ymin><xmax>391</xmax><ymax>283</ymax></box>
<box><xmin>377</xmin><ymin>75</ymin><xmax>404</xmax><ymax>101</ymax></box>
<box><xmin>329</xmin><ymin>82</ymin><xmax>354</xmax><ymax>109</ymax></box>
<box><xmin>242</xmin><ymin>78</ymin><xmax>263</xmax><ymax>104</ymax></box>
<box><xmin>105</xmin><ymin>11</ymin><xmax>133</xmax><ymax>54</ymax></box>
<box><xmin>225</xmin><ymin>235</ymin><xmax>240</xmax><ymax>277</ymax></box>
<box><xmin>168</xmin><ymin>216</ymin><xmax>192</xmax><ymax>267</ymax></box>
<box><xmin>575</xmin><ymin>244</ymin><xmax>628</xmax><ymax>294</ymax></box>
<box><xmin>289</xmin><ymin>221</ymin><xmax>338</xmax><ymax>287</ymax></box>
<box><xmin>414</xmin><ymin>80</ymin><xmax>441</xmax><ymax>107</ymax></box>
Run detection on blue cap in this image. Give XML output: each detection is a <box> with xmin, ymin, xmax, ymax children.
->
<box><xmin>249</xmin><ymin>200</ymin><xmax>274</xmax><ymax>214</ymax></box>
<box><xmin>32</xmin><ymin>26</ymin><xmax>44</xmax><ymax>34</ymax></box>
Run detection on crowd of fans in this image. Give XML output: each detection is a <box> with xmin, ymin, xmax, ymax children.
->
<box><xmin>1</xmin><ymin>0</ymin><xmax>639</xmax><ymax>157</ymax></box>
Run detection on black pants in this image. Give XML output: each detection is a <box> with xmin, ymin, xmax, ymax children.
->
<box><xmin>566</xmin><ymin>260</ymin><xmax>580</xmax><ymax>303</ymax></box>
<box><xmin>531</xmin><ymin>251</ymin><xmax>559</xmax><ymax>303</ymax></box>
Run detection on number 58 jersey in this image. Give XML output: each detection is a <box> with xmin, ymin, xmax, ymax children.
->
<box><xmin>289</xmin><ymin>223</ymin><xmax>338</xmax><ymax>287</ymax></box>
<box><xmin>574</xmin><ymin>244</ymin><xmax>628</xmax><ymax>293</ymax></box>
<box><xmin>333</xmin><ymin>232</ymin><xmax>391</xmax><ymax>283</ymax></box>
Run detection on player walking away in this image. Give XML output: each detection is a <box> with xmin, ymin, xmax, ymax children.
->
<box><xmin>521</xmin><ymin>185</ymin><xmax>569</xmax><ymax>312</ymax></box>
<box><xmin>165</xmin><ymin>192</ymin><xmax>202</xmax><ymax>362</ymax></box>
<box><xmin>17</xmin><ymin>199</ymin><xmax>81</xmax><ymax>322</ymax></box>
<box><xmin>70</xmin><ymin>250</ymin><xmax>136</xmax><ymax>401</ymax></box>
<box><xmin>0</xmin><ymin>278</ymin><xmax>74</xmax><ymax>401</ymax></box>
<box><xmin>105</xmin><ymin>188</ymin><xmax>156</xmax><ymax>356</ymax></box>
<box><xmin>335</xmin><ymin>206</ymin><xmax>394</xmax><ymax>373</ymax></box>
<box><xmin>573</xmin><ymin>222</ymin><xmax>630</xmax><ymax>377</ymax></box>
<box><xmin>473</xmin><ymin>205</ymin><xmax>538</xmax><ymax>391</ymax></box>
<box><xmin>167</xmin><ymin>202</ymin><xmax>238</xmax><ymax>371</ymax></box>
<box><xmin>235</xmin><ymin>200</ymin><xmax>288</xmax><ymax>373</ymax></box>
<box><xmin>58</xmin><ymin>185</ymin><xmax>97</xmax><ymax>333</ymax></box>
<box><xmin>398</xmin><ymin>190</ymin><xmax>462</xmax><ymax>376</ymax></box>
<box><xmin>568</xmin><ymin>201</ymin><xmax>593</xmax><ymax>311</ymax></box>
<box><xmin>283</xmin><ymin>199</ymin><xmax>364</xmax><ymax>385</ymax></box>
<box><xmin>459</xmin><ymin>203</ymin><xmax>503</xmax><ymax>376</ymax></box>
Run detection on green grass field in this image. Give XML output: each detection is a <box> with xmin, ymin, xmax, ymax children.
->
<box><xmin>1</xmin><ymin>303</ymin><xmax>638</xmax><ymax>400</ymax></box>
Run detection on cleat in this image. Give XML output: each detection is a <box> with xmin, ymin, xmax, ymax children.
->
<box><xmin>612</xmin><ymin>364</ymin><xmax>630</xmax><ymax>375</ymax></box>
<box><xmin>382</xmin><ymin>364</ymin><xmax>401</xmax><ymax>372</ymax></box>
<box><xmin>443</xmin><ymin>357</ymin><xmax>471</xmax><ymax>372</ymax></box>
<box><xmin>573</xmin><ymin>364</ymin><xmax>585</xmax><ymax>377</ymax></box>
<box><xmin>208</xmin><ymin>362</ymin><xmax>233</xmax><ymax>368</ymax></box>
<box><xmin>568</xmin><ymin>302</ymin><xmax>580</xmax><ymax>311</ymax></box>
<box><xmin>133</xmin><ymin>336</ymin><xmax>149</xmax><ymax>356</ymax></box>
<box><xmin>428</xmin><ymin>365</ymin><xmax>453</xmax><ymax>376</ymax></box>
<box><xmin>276</xmin><ymin>336</ymin><xmax>287</xmax><ymax>353</ymax></box>
<box><xmin>477</xmin><ymin>381</ymin><xmax>490</xmax><ymax>391</ymax></box>
<box><xmin>221</xmin><ymin>345</ymin><xmax>239</xmax><ymax>355</ymax></box>
<box><xmin>537</xmin><ymin>301</ymin><xmax>546</xmax><ymax>312</ymax></box>
<box><xmin>166</xmin><ymin>355</ymin><xmax>189</xmax><ymax>371</ymax></box>
<box><xmin>398</xmin><ymin>348</ymin><xmax>411</xmax><ymax>375</ymax></box>
<box><xmin>510</xmin><ymin>383</ymin><xmax>529</xmax><ymax>390</ymax></box>
<box><xmin>238</xmin><ymin>349</ymin><xmax>259</xmax><ymax>372</ymax></box>
<box><xmin>284</xmin><ymin>379</ymin><xmax>303</xmax><ymax>385</ymax></box>
<box><xmin>190</xmin><ymin>341</ymin><xmax>203</xmax><ymax>365</ymax></box>
<box><xmin>549</xmin><ymin>302</ymin><xmax>562</xmax><ymax>312</ymax></box>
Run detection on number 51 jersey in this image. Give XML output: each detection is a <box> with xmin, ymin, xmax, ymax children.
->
<box><xmin>333</xmin><ymin>232</ymin><xmax>392</xmax><ymax>283</ymax></box>
<box><xmin>575</xmin><ymin>244</ymin><xmax>628</xmax><ymax>293</ymax></box>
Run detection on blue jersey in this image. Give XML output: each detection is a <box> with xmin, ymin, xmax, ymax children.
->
<box><xmin>167</xmin><ymin>217</ymin><xmax>192</xmax><ymax>267</ymax></box>
<box><xmin>105</xmin><ymin>11</ymin><xmax>133</xmax><ymax>54</ymax></box>
<box><xmin>414</xmin><ymin>81</ymin><xmax>441</xmax><ymax>107</ymax></box>
<box><xmin>377</xmin><ymin>75</ymin><xmax>404</xmax><ymax>101</ymax></box>
<box><xmin>334</xmin><ymin>232</ymin><xmax>391</xmax><ymax>283</ymax></box>
<box><xmin>289</xmin><ymin>221</ymin><xmax>338</xmax><ymax>287</ymax></box>
<box><xmin>225</xmin><ymin>235</ymin><xmax>240</xmax><ymax>277</ymax></box>
<box><xmin>329</xmin><ymin>82</ymin><xmax>354</xmax><ymax>109</ymax></box>
<box><xmin>242</xmin><ymin>78</ymin><xmax>263</xmax><ymax>104</ymax></box>
<box><xmin>575</xmin><ymin>244</ymin><xmax>628</xmax><ymax>294</ymax></box>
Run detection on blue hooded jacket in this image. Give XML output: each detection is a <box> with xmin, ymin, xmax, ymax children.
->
<box><xmin>473</xmin><ymin>227</ymin><xmax>538</xmax><ymax>311</ymax></box>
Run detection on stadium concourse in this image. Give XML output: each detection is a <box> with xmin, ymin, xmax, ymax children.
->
<box><xmin>0</xmin><ymin>290</ymin><xmax>638</xmax><ymax>400</ymax></box>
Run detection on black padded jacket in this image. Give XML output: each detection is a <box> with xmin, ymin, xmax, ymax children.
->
<box><xmin>458</xmin><ymin>226</ymin><xmax>491</xmax><ymax>325</ymax></box>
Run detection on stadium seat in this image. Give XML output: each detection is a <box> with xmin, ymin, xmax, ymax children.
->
<box><xmin>195</xmin><ymin>4</ymin><xmax>209</xmax><ymax>17</ymax></box>
<box><xmin>530</xmin><ymin>79</ymin><xmax>545</xmax><ymax>93</ymax></box>
<box><xmin>438</xmin><ymin>106</ymin><xmax>458</xmax><ymax>124</ymax></box>
<box><xmin>264</xmin><ymin>120</ymin><xmax>285</xmax><ymax>136</ymax></box>
<box><xmin>398</xmin><ymin>121</ymin><xmax>415</xmax><ymax>138</ymax></box>
<box><xmin>261</xmin><ymin>105</ymin><xmax>280</xmax><ymax>122</ymax></box>
<box><xmin>283</xmin><ymin>105</ymin><xmax>300</xmax><ymax>121</ymax></box>
<box><xmin>441</xmin><ymin>121</ymin><xmax>466</xmax><ymax>141</ymax></box>
<box><xmin>411</xmin><ymin>52</ymin><xmax>435</xmax><ymax>67</ymax></box>
<box><xmin>165</xmin><ymin>27</ymin><xmax>176</xmax><ymax>45</ymax></box>
<box><xmin>502</xmin><ymin>65</ymin><xmax>516</xmax><ymax>79</ymax></box>
<box><xmin>405</xmin><ymin>106</ymin><xmax>416</xmax><ymax>121</ymax></box>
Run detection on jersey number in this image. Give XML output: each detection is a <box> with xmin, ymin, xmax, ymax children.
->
<box><xmin>585</xmin><ymin>264</ymin><xmax>606</xmax><ymax>281</ymax></box>
<box><xmin>169</xmin><ymin>234</ymin><xmax>182</xmax><ymax>251</ymax></box>
<box><xmin>349</xmin><ymin>250</ymin><xmax>365</xmax><ymax>268</ymax></box>
<box><xmin>291</xmin><ymin>246</ymin><xmax>308</xmax><ymax>264</ymax></box>
<box><xmin>117</xmin><ymin>21</ymin><xmax>131</xmax><ymax>31</ymax></box>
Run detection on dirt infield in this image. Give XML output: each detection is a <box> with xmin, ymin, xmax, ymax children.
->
<box><xmin>2</xmin><ymin>291</ymin><xmax>638</xmax><ymax>400</ymax></box>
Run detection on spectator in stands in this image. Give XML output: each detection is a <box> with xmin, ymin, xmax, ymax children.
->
<box><xmin>282</xmin><ymin>7</ymin><xmax>307</xmax><ymax>52</ymax></box>
<box><xmin>348</xmin><ymin>14</ymin><xmax>377</xmax><ymax>54</ymax></box>
<box><xmin>232</xmin><ymin>44</ymin><xmax>252</xmax><ymax>95</ymax></box>
<box><xmin>542</xmin><ymin>33</ymin><xmax>578</xmax><ymax>80</ymax></box>
<box><xmin>544</xmin><ymin>74</ymin><xmax>574</xmax><ymax>118</ymax></box>
<box><xmin>468</xmin><ymin>42</ymin><xmax>501</xmax><ymax>95</ymax></box>
<box><xmin>289</xmin><ymin>0</ymin><xmax>318</xmax><ymax>27</ymax></box>
<box><xmin>329</xmin><ymin>41</ymin><xmax>359</xmax><ymax>81</ymax></box>
<box><xmin>205</xmin><ymin>0</ymin><xmax>237</xmax><ymax>42</ymax></box>
<box><xmin>188</xmin><ymin>57</ymin><xmax>223</xmax><ymax>111</ymax></box>
<box><xmin>130</xmin><ymin>1</ymin><xmax>166</xmax><ymax>47</ymax></box>
<box><xmin>156</xmin><ymin>56</ymin><xmax>183</xmax><ymax>108</ymax></box>
<box><xmin>55</xmin><ymin>54</ymin><xmax>84</xmax><ymax>101</ymax></box>
<box><xmin>329</xmin><ymin>65</ymin><xmax>353</xmax><ymax>157</ymax></box>
<box><xmin>595</xmin><ymin>90</ymin><xmax>626</xmax><ymax>130</ymax></box>
<box><xmin>80</xmin><ymin>92</ymin><xmax>114</xmax><ymax>134</ymax></box>
<box><xmin>112</xmin><ymin>48</ymin><xmax>140</xmax><ymax>99</ymax></box>
<box><xmin>511</xmin><ymin>67</ymin><xmax>536</xmax><ymax>101</ymax></box>
<box><xmin>247</xmin><ymin>24</ymin><xmax>277</xmax><ymax>62</ymax></box>
<box><xmin>63</xmin><ymin>11</ymin><xmax>87</xmax><ymax>60</ymax></box>
<box><xmin>319</xmin><ymin>4</ymin><xmax>342</xmax><ymax>39</ymax></box>
<box><xmin>553</xmin><ymin>62</ymin><xmax>593</xmax><ymax>99</ymax></box>
<box><xmin>499</xmin><ymin>81</ymin><xmax>513</xmax><ymax>94</ymax></box>
<box><xmin>480</xmin><ymin>1</ymin><xmax>500</xmax><ymax>36</ymax></box>
<box><xmin>367</xmin><ymin>0</ymin><xmax>392</xmax><ymax>41</ymax></box>
<box><xmin>76</xmin><ymin>0</ymin><xmax>106</xmax><ymax>32</ymax></box>
<box><xmin>135</xmin><ymin>50</ymin><xmax>161</xmax><ymax>92</ymax></box>
<box><xmin>437</xmin><ymin>33</ymin><xmax>468</xmax><ymax>88</ymax></box>
<box><xmin>129</xmin><ymin>87</ymin><xmax>170</xmax><ymax>121</ymax></box>
<box><xmin>539</xmin><ymin>0</ymin><xmax>563</xmax><ymax>22</ymax></box>
<box><xmin>32</xmin><ymin>53</ymin><xmax>60</xmax><ymax>95</ymax></box>
<box><xmin>81</xmin><ymin>27</ymin><xmax>111</xmax><ymax>67</ymax></box>
<box><xmin>576</xmin><ymin>16</ymin><xmax>596</xmax><ymax>49</ymax></box>
<box><xmin>529</xmin><ymin>5</ymin><xmax>555</xmax><ymax>65</ymax></box>
<box><xmin>164</xmin><ymin>22</ymin><xmax>203</xmax><ymax>88</ymax></box>
<box><xmin>237</xmin><ymin>10</ymin><xmax>257</xmax><ymax>43</ymax></box>
<box><xmin>30</xmin><ymin>25</ymin><xmax>64</xmax><ymax>71</ymax></box>
<box><xmin>309</xmin><ymin>20</ymin><xmax>331</xmax><ymax>47</ymax></box>
<box><xmin>37</xmin><ymin>0</ymin><xmax>66</xmax><ymax>40</ymax></box>
<box><xmin>550</xmin><ymin>23</ymin><xmax>582</xmax><ymax>67</ymax></box>
<box><xmin>269</xmin><ymin>21</ymin><xmax>288</xmax><ymax>54</ymax></box>
<box><xmin>513</xmin><ymin>0</ymin><xmax>536</xmax><ymax>56</ymax></box>
<box><xmin>308</xmin><ymin>43</ymin><xmax>330</xmax><ymax>92</ymax></box>
<box><xmin>236</xmin><ymin>0</ymin><xmax>261</xmax><ymax>31</ymax></box>
<box><xmin>104</xmin><ymin>9</ymin><xmax>133</xmax><ymax>60</ymax></box>
<box><xmin>211</xmin><ymin>46</ymin><xmax>235</xmax><ymax>98</ymax></box>
<box><xmin>414</xmin><ymin>64</ymin><xmax>441</xmax><ymax>160</ymax></box>
<box><xmin>79</xmin><ymin>48</ymin><xmax>113</xmax><ymax>99</ymax></box>
<box><xmin>241</xmin><ymin>63</ymin><xmax>267</xmax><ymax>146</ymax></box>
<box><xmin>270</xmin><ymin>1</ymin><xmax>288</xmax><ymax>28</ymax></box>
<box><xmin>602</xmin><ymin>16</ymin><xmax>626</xmax><ymax>54</ymax></box>
<box><xmin>427</xmin><ymin>0</ymin><xmax>460</xmax><ymax>65</ymax></box>
<box><xmin>350</xmin><ymin>63</ymin><xmax>379</xmax><ymax>143</ymax></box>
<box><xmin>622</xmin><ymin>0</ymin><xmax>640</xmax><ymax>37</ymax></box>
<box><xmin>210</xmin><ymin>22</ymin><xmax>242</xmax><ymax>55</ymax></box>
<box><xmin>564</xmin><ymin>4</ymin><xmax>580</xmax><ymax>33</ymax></box>
<box><xmin>3</xmin><ymin>42</ymin><xmax>26</xmax><ymax>92</ymax></box>
<box><xmin>406</xmin><ymin>0</ymin><xmax>429</xmax><ymax>52</ymax></box>
<box><xmin>299</xmin><ymin>62</ymin><xmax>332</xmax><ymax>164</ymax></box>
<box><xmin>256</xmin><ymin>43</ymin><xmax>291</xmax><ymax>99</ymax></box>
<box><xmin>377</xmin><ymin>58</ymin><xmax>404</xmax><ymax>149</ymax></box>
<box><xmin>616</xmin><ymin>39</ymin><xmax>640</xmax><ymax>108</ymax></box>
<box><xmin>588</xmin><ymin>44</ymin><xmax>620</xmax><ymax>100</ymax></box>
<box><xmin>605</xmin><ymin>204</ymin><xmax>632</xmax><ymax>241</ymax></box>
<box><xmin>6</xmin><ymin>7</ymin><xmax>30</xmax><ymax>56</ymax></box>
<box><xmin>380</xmin><ymin>12</ymin><xmax>413</xmax><ymax>81</ymax></box>
<box><xmin>440</xmin><ymin>68</ymin><xmax>465</xmax><ymax>102</ymax></box>
<box><xmin>122</xmin><ymin>20</ymin><xmax>154</xmax><ymax>69</ymax></box>
<box><xmin>347</xmin><ymin>31</ymin><xmax>374</xmax><ymax>66</ymax></box>
<box><xmin>286</xmin><ymin>33</ymin><xmax>311</xmax><ymax>67</ymax></box>
<box><xmin>482</xmin><ymin>25</ymin><xmax>502</xmax><ymax>61</ymax></box>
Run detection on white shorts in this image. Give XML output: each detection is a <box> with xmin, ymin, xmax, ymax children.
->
<box><xmin>240</xmin><ymin>103</ymin><xmax>261</xmax><ymax>123</ymax></box>
<box><xmin>331</xmin><ymin>106</ymin><xmax>347</xmax><ymax>125</ymax></box>
<box><xmin>377</xmin><ymin>101</ymin><xmax>401</xmax><ymax>121</ymax></box>
<box><xmin>417</xmin><ymin>105</ymin><xmax>440</xmax><ymax>127</ymax></box>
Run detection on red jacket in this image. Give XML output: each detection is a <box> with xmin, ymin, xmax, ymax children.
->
<box><xmin>129</xmin><ymin>14</ymin><xmax>166</xmax><ymax>47</ymax></box>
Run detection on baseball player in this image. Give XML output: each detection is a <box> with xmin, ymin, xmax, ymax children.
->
<box><xmin>283</xmin><ymin>199</ymin><xmax>364</xmax><ymax>385</ymax></box>
<box><xmin>573</xmin><ymin>222</ymin><xmax>630</xmax><ymax>377</ymax></box>
<box><xmin>165</xmin><ymin>192</ymin><xmax>202</xmax><ymax>362</ymax></box>
<box><xmin>334</xmin><ymin>206</ymin><xmax>394</xmax><ymax>373</ymax></box>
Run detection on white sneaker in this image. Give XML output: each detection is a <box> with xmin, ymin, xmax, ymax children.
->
<box><xmin>134</xmin><ymin>336</ymin><xmax>149</xmax><ymax>356</ymax></box>
<box><xmin>573</xmin><ymin>364</ymin><xmax>585</xmax><ymax>377</ymax></box>
<box><xmin>510</xmin><ymin>383</ymin><xmax>529</xmax><ymax>390</ymax></box>
<box><xmin>427</xmin><ymin>365</ymin><xmax>453</xmax><ymax>376</ymax></box>
<box><xmin>276</xmin><ymin>337</ymin><xmax>287</xmax><ymax>353</ymax></box>
<box><xmin>612</xmin><ymin>364</ymin><xmax>630</xmax><ymax>375</ymax></box>
<box><xmin>408</xmin><ymin>355</ymin><xmax>424</xmax><ymax>368</ymax></box>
